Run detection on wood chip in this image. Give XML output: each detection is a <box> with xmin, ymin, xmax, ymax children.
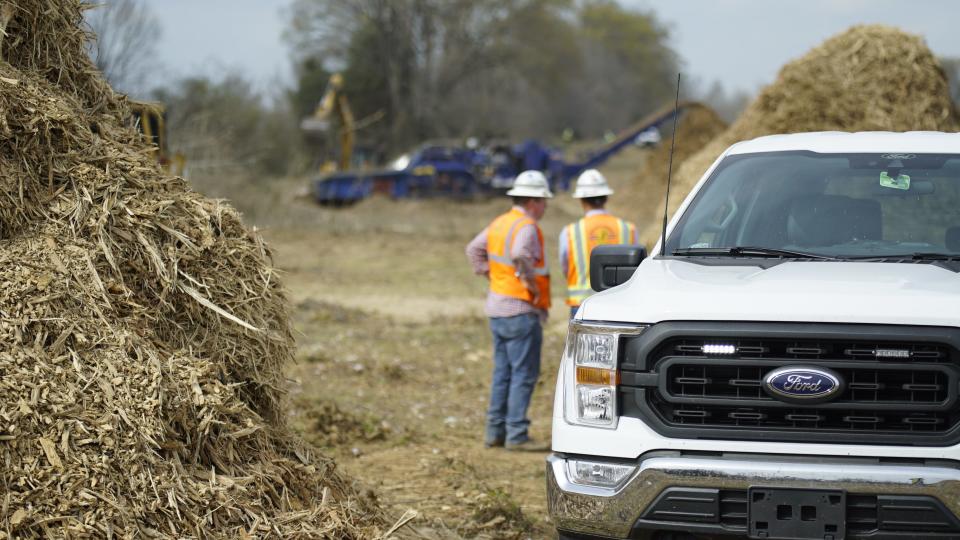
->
<box><xmin>9</xmin><ymin>508</ymin><xmax>27</xmax><ymax>526</ymax></box>
<box><xmin>39</xmin><ymin>437</ymin><xmax>63</xmax><ymax>468</ymax></box>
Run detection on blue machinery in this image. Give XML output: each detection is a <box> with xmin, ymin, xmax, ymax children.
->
<box><xmin>311</xmin><ymin>101</ymin><xmax>699</xmax><ymax>205</ymax></box>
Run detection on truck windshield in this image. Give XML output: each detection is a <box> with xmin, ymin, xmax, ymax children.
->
<box><xmin>665</xmin><ymin>151</ymin><xmax>960</xmax><ymax>259</ymax></box>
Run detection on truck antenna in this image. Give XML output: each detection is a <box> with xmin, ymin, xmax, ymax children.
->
<box><xmin>660</xmin><ymin>73</ymin><xmax>681</xmax><ymax>257</ymax></box>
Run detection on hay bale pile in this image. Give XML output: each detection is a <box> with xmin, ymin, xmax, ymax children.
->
<box><xmin>0</xmin><ymin>2</ymin><xmax>381</xmax><ymax>538</ymax></box>
<box><xmin>640</xmin><ymin>25</ymin><xmax>960</xmax><ymax>245</ymax></box>
<box><xmin>608</xmin><ymin>103</ymin><xmax>726</xmax><ymax>245</ymax></box>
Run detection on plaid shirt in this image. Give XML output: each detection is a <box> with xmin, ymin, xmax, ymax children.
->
<box><xmin>465</xmin><ymin>207</ymin><xmax>548</xmax><ymax>321</ymax></box>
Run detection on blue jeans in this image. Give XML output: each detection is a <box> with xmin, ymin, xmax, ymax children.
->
<box><xmin>570</xmin><ymin>306</ymin><xmax>580</xmax><ymax>319</ymax></box>
<box><xmin>486</xmin><ymin>313</ymin><xmax>542</xmax><ymax>445</ymax></box>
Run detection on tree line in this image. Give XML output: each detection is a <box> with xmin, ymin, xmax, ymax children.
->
<box><xmin>87</xmin><ymin>0</ymin><xmax>755</xmax><ymax>180</ymax></box>
<box><xmin>286</xmin><ymin>0</ymin><xmax>679</xmax><ymax>159</ymax></box>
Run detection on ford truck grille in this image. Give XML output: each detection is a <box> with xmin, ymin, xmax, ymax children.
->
<box><xmin>619</xmin><ymin>323</ymin><xmax>960</xmax><ymax>445</ymax></box>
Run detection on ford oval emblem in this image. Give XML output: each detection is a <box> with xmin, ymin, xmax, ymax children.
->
<box><xmin>763</xmin><ymin>366</ymin><xmax>844</xmax><ymax>404</ymax></box>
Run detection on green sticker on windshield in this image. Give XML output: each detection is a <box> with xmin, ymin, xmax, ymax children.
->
<box><xmin>880</xmin><ymin>171</ymin><xmax>911</xmax><ymax>190</ymax></box>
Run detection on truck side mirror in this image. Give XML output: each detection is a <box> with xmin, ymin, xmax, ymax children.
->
<box><xmin>589</xmin><ymin>244</ymin><xmax>647</xmax><ymax>292</ymax></box>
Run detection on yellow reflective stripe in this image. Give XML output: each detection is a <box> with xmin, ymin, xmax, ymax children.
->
<box><xmin>492</xmin><ymin>216</ymin><xmax>530</xmax><ymax>267</ymax></box>
<box><xmin>568</xmin><ymin>220</ymin><xmax>590</xmax><ymax>302</ymax></box>
<box><xmin>568</xmin><ymin>291</ymin><xmax>591</xmax><ymax>302</ymax></box>
<box><xmin>574</xmin><ymin>220</ymin><xmax>590</xmax><ymax>286</ymax></box>
<box><xmin>491</xmin><ymin>255</ymin><xmax>548</xmax><ymax>273</ymax></box>
<box><xmin>570</xmin><ymin>222</ymin><xmax>585</xmax><ymax>282</ymax></box>
<box><xmin>618</xmin><ymin>218</ymin><xmax>629</xmax><ymax>244</ymax></box>
<box><xmin>494</xmin><ymin>215</ymin><xmax>548</xmax><ymax>275</ymax></box>
<box><xmin>502</xmin><ymin>217</ymin><xmax>528</xmax><ymax>259</ymax></box>
<box><xmin>577</xmin><ymin>218</ymin><xmax>590</xmax><ymax>288</ymax></box>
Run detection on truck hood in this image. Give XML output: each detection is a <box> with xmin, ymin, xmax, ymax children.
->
<box><xmin>579</xmin><ymin>259</ymin><xmax>960</xmax><ymax>327</ymax></box>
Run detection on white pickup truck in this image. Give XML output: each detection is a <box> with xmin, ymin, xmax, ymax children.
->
<box><xmin>547</xmin><ymin>132</ymin><xmax>960</xmax><ymax>540</ymax></box>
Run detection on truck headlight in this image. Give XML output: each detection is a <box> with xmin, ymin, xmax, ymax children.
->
<box><xmin>563</xmin><ymin>321</ymin><xmax>646</xmax><ymax>429</ymax></box>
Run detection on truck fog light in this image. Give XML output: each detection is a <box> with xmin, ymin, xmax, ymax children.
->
<box><xmin>566</xmin><ymin>459</ymin><xmax>636</xmax><ymax>489</ymax></box>
<box><xmin>577</xmin><ymin>386</ymin><xmax>615</xmax><ymax>425</ymax></box>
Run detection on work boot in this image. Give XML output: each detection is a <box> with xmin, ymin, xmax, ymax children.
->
<box><xmin>504</xmin><ymin>439</ymin><xmax>550</xmax><ymax>452</ymax></box>
<box><xmin>484</xmin><ymin>437</ymin><xmax>504</xmax><ymax>449</ymax></box>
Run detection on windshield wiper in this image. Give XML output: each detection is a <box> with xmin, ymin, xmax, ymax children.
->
<box><xmin>671</xmin><ymin>246</ymin><xmax>837</xmax><ymax>260</ymax></box>
<box><xmin>848</xmin><ymin>252</ymin><xmax>960</xmax><ymax>261</ymax></box>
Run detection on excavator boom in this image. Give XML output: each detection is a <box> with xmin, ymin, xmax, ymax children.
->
<box><xmin>301</xmin><ymin>73</ymin><xmax>356</xmax><ymax>171</ymax></box>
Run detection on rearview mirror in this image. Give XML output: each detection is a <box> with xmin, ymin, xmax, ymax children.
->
<box><xmin>589</xmin><ymin>244</ymin><xmax>647</xmax><ymax>292</ymax></box>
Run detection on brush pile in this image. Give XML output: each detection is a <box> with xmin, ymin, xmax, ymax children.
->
<box><xmin>642</xmin><ymin>25</ymin><xmax>960</xmax><ymax>243</ymax></box>
<box><xmin>0</xmin><ymin>1</ymin><xmax>382</xmax><ymax>538</ymax></box>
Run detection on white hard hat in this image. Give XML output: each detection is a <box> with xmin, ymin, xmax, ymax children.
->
<box><xmin>506</xmin><ymin>170</ymin><xmax>553</xmax><ymax>198</ymax></box>
<box><xmin>572</xmin><ymin>169</ymin><xmax>614</xmax><ymax>199</ymax></box>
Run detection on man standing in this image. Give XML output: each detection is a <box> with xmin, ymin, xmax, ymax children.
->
<box><xmin>560</xmin><ymin>169</ymin><xmax>636</xmax><ymax>318</ymax></box>
<box><xmin>465</xmin><ymin>170</ymin><xmax>552</xmax><ymax>451</ymax></box>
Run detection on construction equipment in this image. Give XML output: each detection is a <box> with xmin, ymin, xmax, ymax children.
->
<box><xmin>301</xmin><ymin>73</ymin><xmax>362</xmax><ymax>173</ymax></box>
<box><xmin>130</xmin><ymin>101</ymin><xmax>186</xmax><ymax>176</ymax></box>
<box><xmin>315</xmin><ymin>142</ymin><xmax>488</xmax><ymax>205</ymax></box>
<box><xmin>310</xmin><ymin>101</ymin><xmax>702</xmax><ymax>205</ymax></box>
<box><xmin>301</xmin><ymin>73</ymin><xmax>354</xmax><ymax>171</ymax></box>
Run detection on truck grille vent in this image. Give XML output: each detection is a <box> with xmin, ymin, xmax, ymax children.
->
<box><xmin>846</xmin><ymin>494</ymin><xmax>878</xmax><ymax>534</ymax></box>
<box><xmin>666</xmin><ymin>338</ymin><xmax>949</xmax><ymax>362</ymax></box>
<box><xmin>668</xmin><ymin>363</ymin><xmax>949</xmax><ymax>405</ymax></box>
<box><xmin>654</xmin><ymin>396</ymin><xmax>949</xmax><ymax>433</ymax></box>
<box><xmin>641</xmin><ymin>488</ymin><xmax>960</xmax><ymax>536</ymax></box>
<box><xmin>621</xmin><ymin>327</ymin><xmax>960</xmax><ymax>445</ymax></box>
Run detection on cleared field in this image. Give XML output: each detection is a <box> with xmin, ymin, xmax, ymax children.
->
<box><xmin>251</xmin><ymin>147</ymin><xmax>653</xmax><ymax>538</ymax></box>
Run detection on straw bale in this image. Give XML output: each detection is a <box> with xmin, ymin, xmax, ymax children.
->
<box><xmin>0</xmin><ymin>1</ymin><xmax>384</xmax><ymax>537</ymax></box>
<box><xmin>640</xmin><ymin>25</ymin><xmax>960</xmax><ymax>246</ymax></box>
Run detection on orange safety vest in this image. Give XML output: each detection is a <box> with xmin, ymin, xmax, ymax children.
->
<box><xmin>565</xmin><ymin>213</ymin><xmax>636</xmax><ymax>306</ymax></box>
<box><xmin>487</xmin><ymin>208</ymin><xmax>551</xmax><ymax>311</ymax></box>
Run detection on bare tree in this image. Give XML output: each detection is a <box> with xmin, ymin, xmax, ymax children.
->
<box><xmin>84</xmin><ymin>0</ymin><xmax>161</xmax><ymax>95</ymax></box>
<box><xmin>285</xmin><ymin>0</ymin><xmax>679</xmax><ymax>151</ymax></box>
<box><xmin>286</xmin><ymin>0</ymin><xmax>518</xmax><ymax>151</ymax></box>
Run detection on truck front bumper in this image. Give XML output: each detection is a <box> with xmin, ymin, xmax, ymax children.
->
<box><xmin>547</xmin><ymin>452</ymin><xmax>960</xmax><ymax>539</ymax></box>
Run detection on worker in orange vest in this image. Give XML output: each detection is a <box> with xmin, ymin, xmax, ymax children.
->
<box><xmin>560</xmin><ymin>169</ymin><xmax>636</xmax><ymax>318</ymax></box>
<box><xmin>465</xmin><ymin>171</ymin><xmax>552</xmax><ymax>451</ymax></box>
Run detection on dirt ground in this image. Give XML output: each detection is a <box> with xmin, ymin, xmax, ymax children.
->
<box><xmin>221</xmin><ymin>146</ymin><xmax>656</xmax><ymax>539</ymax></box>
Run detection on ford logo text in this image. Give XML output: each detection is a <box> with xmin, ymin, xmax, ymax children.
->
<box><xmin>763</xmin><ymin>366</ymin><xmax>844</xmax><ymax>404</ymax></box>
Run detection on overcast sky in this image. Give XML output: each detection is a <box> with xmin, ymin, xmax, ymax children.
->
<box><xmin>149</xmin><ymin>0</ymin><xmax>960</xmax><ymax>98</ymax></box>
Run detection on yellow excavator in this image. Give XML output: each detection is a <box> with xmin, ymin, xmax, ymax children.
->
<box><xmin>300</xmin><ymin>73</ymin><xmax>383</xmax><ymax>172</ymax></box>
<box><xmin>300</xmin><ymin>73</ymin><xmax>355</xmax><ymax>172</ymax></box>
<box><xmin>130</xmin><ymin>101</ymin><xmax>186</xmax><ymax>176</ymax></box>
